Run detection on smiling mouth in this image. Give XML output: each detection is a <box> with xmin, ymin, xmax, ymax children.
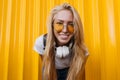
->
<box><xmin>60</xmin><ymin>35</ymin><xmax>69</xmax><ymax>39</ymax></box>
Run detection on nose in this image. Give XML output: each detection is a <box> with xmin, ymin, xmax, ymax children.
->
<box><xmin>62</xmin><ymin>25</ymin><xmax>68</xmax><ymax>32</ymax></box>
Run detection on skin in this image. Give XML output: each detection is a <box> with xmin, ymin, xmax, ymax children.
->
<box><xmin>53</xmin><ymin>10</ymin><xmax>74</xmax><ymax>46</ymax></box>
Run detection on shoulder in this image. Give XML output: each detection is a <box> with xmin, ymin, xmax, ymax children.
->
<box><xmin>33</xmin><ymin>34</ymin><xmax>45</xmax><ymax>55</ymax></box>
<box><xmin>35</xmin><ymin>34</ymin><xmax>44</xmax><ymax>44</ymax></box>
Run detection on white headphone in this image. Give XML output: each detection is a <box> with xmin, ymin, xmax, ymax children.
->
<box><xmin>43</xmin><ymin>34</ymin><xmax>74</xmax><ymax>58</ymax></box>
<box><xmin>56</xmin><ymin>46</ymin><xmax>70</xmax><ymax>58</ymax></box>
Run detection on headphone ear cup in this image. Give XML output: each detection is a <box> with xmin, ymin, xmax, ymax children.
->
<box><xmin>56</xmin><ymin>46</ymin><xmax>69</xmax><ymax>58</ymax></box>
<box><xmin>62</xmin><ymin>46</ymin><xmax>69</xmax><ymax>57</ymax></box>
<box><xmin>56</xmin><ymin>47</ymin><xmax>63</xmax><ymax>58</ymax></box>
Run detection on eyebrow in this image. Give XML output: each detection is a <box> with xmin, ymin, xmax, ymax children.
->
<box><xmin>56</xmin><ymin>19</ymin><xmax>64</xmax><ymax>22</ymax></box>
<box><xmin>56</xmin><ymin>19</ymin><xmax>73</xmax><ymax>23</ymax></box>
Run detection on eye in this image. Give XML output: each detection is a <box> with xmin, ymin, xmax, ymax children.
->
<box><xmin>68</xmin><ymin>23</ymin><xmax>74</xmax><ymax>33</ymax></box>
<box><xmin>68</xmin><ymin>23</ymin><xmax>74</xmax><ymax>27</ymax></box>
<box><xmin>54</xmin><ymin>22</ymin><xmax>63</xmax><ymax>33</ymax></box>
<box><xmin>56</xmin><ymin>22</ymin><xmax>63</xmax><ymax>25</ymax></box>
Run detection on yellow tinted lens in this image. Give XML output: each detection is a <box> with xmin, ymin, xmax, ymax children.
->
<box><xmin>54</xmin><ymin>23</ymin><xmax>63</xmax><ymax>32</ymax></box>
<box><xmin>68</xmin><ymin>24</ymin><xmax>74</xmax><ymax>33</ymax></box>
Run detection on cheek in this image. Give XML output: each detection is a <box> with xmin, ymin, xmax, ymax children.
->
<box><xmin>53</xmin><ymin>29</ymin><xmax>59</xmax><ymax>38</ymax></box>
<box><xmin>69</xmin><ymin>34</ymin><xmax>74</xmax><ymax>39</ymax></box>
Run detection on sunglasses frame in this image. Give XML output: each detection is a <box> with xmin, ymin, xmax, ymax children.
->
<box><xmin>53</xmin><ymin>21</ymin><xmax>74</xmax><ymax>33</ymax></box>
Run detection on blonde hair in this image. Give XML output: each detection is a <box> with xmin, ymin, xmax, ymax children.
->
<box><xmin>43</xmin><ymin>3</ymin><xmax>89</xmax><ymax>80</ymax></box>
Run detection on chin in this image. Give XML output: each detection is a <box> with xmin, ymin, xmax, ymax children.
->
<box><xmin>59</xmin><ymin>40</ymin><xmax>70</xmax><ymax>45</ymax></box>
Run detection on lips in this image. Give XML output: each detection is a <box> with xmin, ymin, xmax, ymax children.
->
<box><xmin>60</xmin><ymin>34</ymin><xmax>69</xmax><ymax>40</ymax></box>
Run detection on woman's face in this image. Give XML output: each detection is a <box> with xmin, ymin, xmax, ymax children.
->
<box><xmin>53</xmin><ymin>10</ymin><xmax>74</xmax><ymax>46</ymax></box>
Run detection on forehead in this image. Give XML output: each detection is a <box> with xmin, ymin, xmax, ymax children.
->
<box><xmin>54</xmin><ymin>10</ymin><xmax>73</xmax><ymax>22</ymax></box>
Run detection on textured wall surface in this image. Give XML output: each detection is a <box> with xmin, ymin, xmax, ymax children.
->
<box><xmin>0</xmin><ymin>0</ymin><xmax>120</xmax><ymax>80</ymax></box>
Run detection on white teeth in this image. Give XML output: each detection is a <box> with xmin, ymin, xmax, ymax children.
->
<box><xmin>56</xmin><ymin>46</ymin><xmax>69</xmax><ymax>58</ymax></box>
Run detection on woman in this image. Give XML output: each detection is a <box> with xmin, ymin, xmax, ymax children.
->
<box><xmin>33</xmin><ymin>3</ymin><xmax>89</xmax><ymax>80</ymax></box>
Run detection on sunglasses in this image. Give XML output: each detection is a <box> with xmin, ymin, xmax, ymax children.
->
<box><xmin>53</xmin><ymin>22</ymin><xmax>74</xmax><ymax>33</ymax></box>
